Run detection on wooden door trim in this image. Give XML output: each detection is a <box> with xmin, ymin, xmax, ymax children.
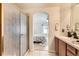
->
<box><xmin>0</xmin><ymin>3</ymin><xmax>2</xmax><ymax>56</ymax></box>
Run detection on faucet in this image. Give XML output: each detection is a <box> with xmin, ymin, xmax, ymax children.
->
<box><xmin>72</xmin><ymin>32</ymin><xmax>78</xmax><ymax>39</ymax></box>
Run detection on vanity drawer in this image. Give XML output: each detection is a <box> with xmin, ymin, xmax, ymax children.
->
<box><xmin>67</xmin><ymin>44</ymin><xmax>77</xmax><ymax>55</ymax></box>
<box><xmin>77</xmin><ymin>50</ymin><xmax>79</xmax><ymax>56</ymax></box>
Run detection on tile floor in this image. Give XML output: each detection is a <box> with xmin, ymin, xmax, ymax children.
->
<box><xmin>26</xmin><ymin>43</ymin><xmax>56</xmax><ymax>56</ymax></box>
<box><xmin>26</xmin><ymin>50</ymin><xmax>56</xmax><ymax>56</ymax></box>
<box><xmin>34</xmin><ymin>43</ymin><xmax>48</xmax><ymax>51</ymax></box>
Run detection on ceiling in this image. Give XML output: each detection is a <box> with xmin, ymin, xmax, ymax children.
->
<box><xmin>13</xmin><ymin>3</ymin><xmax>75</xmax><ymax>14</ymax></box>
<box><xmin>14</xmin><ymin>3</ymin><xmax>72</xmax><ymax>9</ymax></box>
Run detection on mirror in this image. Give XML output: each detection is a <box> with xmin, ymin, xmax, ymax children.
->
<box><xmin>71</xmin><ymin>4</ymin><xmax>79</xmax><ymax>38</ymax></box>
<box><xmin>75</xmin><ymin>23</ymin><xmax>79</xmax><ymax>32</ymax></box>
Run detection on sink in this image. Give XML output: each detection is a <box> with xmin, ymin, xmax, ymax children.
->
<box><xmin>69</xmin><ymin>37</ymin><xmax>79</xmax><ymax>44</ymax></box>
<box><xmin>76</xmin><ymin>40</ymin><xmax>79</xmax><ymax>42</ymax></box>
<box><xmin>71</xmin><ymin>39</ymin><xmax>79</xmax><ymax>44</ymax></box>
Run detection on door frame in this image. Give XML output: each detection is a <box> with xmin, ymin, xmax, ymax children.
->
<box><xmin>32</xmin><ymin>11</ymin><xmax>49</xmax><ymax>51</ymax></box>
<box><xmin>0</xmin><ymin>3</ymin><xmax>2</xmax><ymax>56</ymax></box>
<box><xmin>19</xmin><ymin>12</ymin><xmax>29</xmax><ymax>56</ymax></box>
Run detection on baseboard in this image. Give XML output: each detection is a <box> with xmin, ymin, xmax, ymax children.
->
<box><xmin>25</xmin><ymin>49</ymin><xmax>56</xmax><ymax>55</ymax></box>
<box><xmin>29</xmin><ymin>48</ymin><xmax>56</xmax><ymax>53</ymax></box>
<box><xmin>48</xmin><ymin>50</ymin><xmax>56</xmax><ymax>53</ymax></box>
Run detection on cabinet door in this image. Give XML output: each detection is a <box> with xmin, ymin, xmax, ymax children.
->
<box><xmin>77</xmin><ymin>50</ymin><xmax>79</xmax><ymax>56</ymax></box>
<box><xmin>59</xmin><ymin>40</ymin><xmax>67</xmax><ymax>56</ymax></box>
<box><xmin>67</xmin><ymin>44</ymin><xmax>77</xmax><ymax>56</ymax></box>
<box><xmin>55</xmin><ymin>37</ymin><xmax>59</xmax><ymax>55</ymax></box>
<box><xmin>67</xmin><ymin>50</ymin><xmax>75</xmax><ymax>56</ymax></box>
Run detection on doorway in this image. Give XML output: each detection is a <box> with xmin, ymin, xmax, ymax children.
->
<box><xmin>33</xmin><ymin>12</ymin><xmax>48</xmax><ymax>51</ymax></box>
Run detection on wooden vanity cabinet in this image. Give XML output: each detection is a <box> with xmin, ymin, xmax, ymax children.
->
<box><xmin>59</xmin><ymin>39</ymin><xmax>67</xmax><ymax>56</ymax></box>
<box><xmin>67</xmin><ymin>44</ymin><xmax>77</xmax><ymax>56</ymax></box>
<box><xmin>55</xmin><ymin>37</ymin><xmax>67</xmax><ymax>56</ymax></box>
<box><xmin>55</xmin><ymin>37</ymin><xmax>59</xmax><ymax>55</ymax></box>
<box><xmin>77</xmin><ymin>50</ymin><xmax>79</xmax><ymax>56</ymax></box>
<box><xmin>55</xmin><ymin>36</ymin><xmax>79</xmax><ymax>56</ymax></box>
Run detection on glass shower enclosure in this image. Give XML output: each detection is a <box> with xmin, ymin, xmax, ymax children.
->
<box><xmin>3</xmin><ymin>12</ymin><xmax>29</xmax><ymax>56</ymax></box>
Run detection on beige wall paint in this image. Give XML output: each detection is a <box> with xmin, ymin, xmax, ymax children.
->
<box><xmin>25</xmin><ymin>7</ymin><xmax>60</xmax><ymax>52</ymax></box>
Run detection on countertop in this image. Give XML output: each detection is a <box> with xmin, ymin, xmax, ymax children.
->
<box><xmin>55</xmin><ymin>35</ymin><xmax>79</xmax><ymax>50</ymax></box>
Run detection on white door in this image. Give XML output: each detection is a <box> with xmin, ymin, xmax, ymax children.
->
<box><xmin>20</xmin><ymin>13</ymin><xmax>27</xmax><ymax>56</ymax></box>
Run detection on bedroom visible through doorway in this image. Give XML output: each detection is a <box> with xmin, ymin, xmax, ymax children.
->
<box><xmin>33</xmin><ymin>12</ymin><xmax>48</xmax><ymax>51</ymax></box>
